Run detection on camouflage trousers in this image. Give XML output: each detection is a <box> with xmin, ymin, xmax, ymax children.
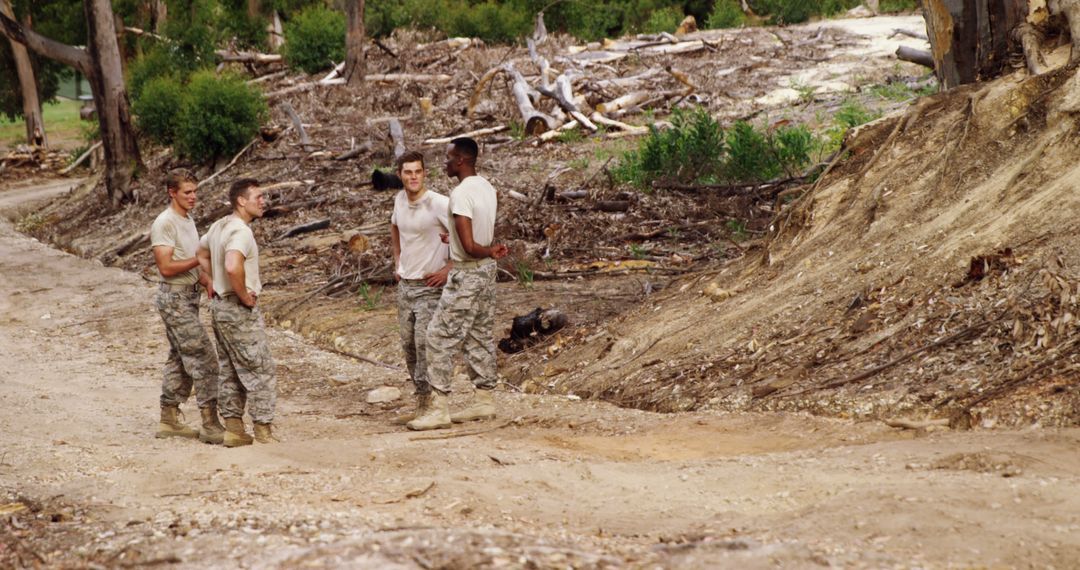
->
<box><xmin>154</xmin><ymin>288</ymin><xmax>219</xmax><ymax>408</ymax></box>
<box><xmin>425</xmin><ymin>262</ymin><xmax>498</xmax><ymax>394</ymax></box>
<box><xmin>397</xmin><ymin>281</ymin><xmax>442</xmax><ymax>395</ymax></box>
<box><xmin>211</xmin><ymin>297</ymin><xmax>277</xmax><ymax>423</ymax></box>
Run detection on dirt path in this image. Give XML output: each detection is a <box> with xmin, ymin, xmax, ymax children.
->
<box><xmin>2</xmin><ymin>180</ymin><xmax>1080</xmax><ymax>568</ymax></box>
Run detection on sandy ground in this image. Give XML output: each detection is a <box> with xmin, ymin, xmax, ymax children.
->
<box><xmin>3</xmin><ymin>177</ymin><xmax>1080</xmax><ymax>569</ymax></box>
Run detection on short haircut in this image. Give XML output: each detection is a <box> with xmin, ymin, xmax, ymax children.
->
<box><xmin>450</xmin><ymin>137</ymin><xmax>479</xmax><ymax>161</ymax></box>
<box><xmin>396</xmin><ymin>150</ymin><xmax>425</xmax><ymax>171</ymax></box>
<box><xmin>229</xmin><ymin>178</ymin><xmax>259</xmax><ymax>209</ymax></box>
<box><xmin>165</xmin><ymin>168</ymin><xmax>197</xmax><ymax>192</ymax></box>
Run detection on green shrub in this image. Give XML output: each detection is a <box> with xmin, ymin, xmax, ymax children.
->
<box><xmin>707</xmin><ymin>0</ymin><xmax>746</xmax><ymax>28</ymax></box>
<box><xmin>127</xmin><ymin>47</ymin><xmax>177</xmax><ymax>101</ymax></box>
<box><xmin>640</xmin><ymin>5</ymin><xmax>684</xmax><ymax>33</ymax></box>
<box><xmin>161</xmin><ymin>0</ymin><xmax>219</xmax><ymax>70</ymax></box>
<box><xmin>175</xmin><ymin>72</ymin><xmax>267</xmax><ymax>163</ymax></box>
<box><xmin>443</xmin><ymin>1</ymin><xmax>532</xmax><ymax>43</ymax></box>
<box><xmin>749</xmin><ymin>0</ymin><xmax>859</xmax><ymax>25</ymax></box>
<box><xmin>834</xmin><ymin>98</ymin><xmax>880</xmax><ymax>129</ymax></box>
<box><xmin>284</xmin><ymin>6</ymin><xmax>346</xmax><ymax>74</ymax></box>
<box><xmin>724</xmin><ymin>121</ymin><xmax>776</xmax><ymax>181</ymax></box>
<box><xmin>878</xmin><ymin>0</ymin><xmax>918</xmax><ymax>12</ymax></box>
<box><xmin>133</xmin><ymin>75</ymin><xmax>184</xmax><ymax>145</ymax></box>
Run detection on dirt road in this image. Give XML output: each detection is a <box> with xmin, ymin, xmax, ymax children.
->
<box><xmin>2</xmin><ymin>180</ymin><xmax>1079</xmax><ymax>568</ymax></box>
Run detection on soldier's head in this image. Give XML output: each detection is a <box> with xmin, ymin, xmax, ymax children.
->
<box><xmin>396</xmin><ymin>151</ymin><xmax>426</xmax><ymax>196</ymax></box>
<box><xmin>166</xmin><ymin>169</ymin><xmax>199</xmax><ymax>214</ymax></box>
<box><xmin>444</xmin><ymin>137</ymin><xmax>478</xmax><ymax>180</ymax></box>
<box><xmin>229</xmin><ymin>178</ymin><xmax>265</xmax><ymax>221</ymax></box>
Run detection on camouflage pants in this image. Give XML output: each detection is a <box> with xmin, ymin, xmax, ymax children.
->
<box><xmin>426</xmin><ymin>262</ymin><xmax>498</xmax><ymax>394</ymax></box>
<box><xmin>155</xmin><ymin>288</ymin><xmax>219</xmax><ymax>408</ymax></box>
<box><xmin>397</xmin><ymin>281</ymin><xmax>442</xmax><ymax>394</ymax></box>
<box><xmin>211</xmin><ymin>297</ymin><xmax>277</xmax><ymax>423</ymax></box>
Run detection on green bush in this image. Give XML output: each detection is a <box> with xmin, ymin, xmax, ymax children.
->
<box><xmin>614</xmin><ymin>108</ymin><xmax>819</xmax><ymax>189</ymax></box>
<box><xmin>707</xmin><ymin>0</ymin><xmax>746</xmax><ymax>28</ymax></box>
<box><xmin>443</xmin><ymin>1</ymin><xmax>532</xmax><ymax>43</ymax></box>
<box><xmin>127</xmin><ymin>47</ymin><xmax>178</xmax><ymax>101</ymax></box>
<box><xmin>749</xmin><ymin>0</ymin><xmax>859</xmax><ymax>25</ymax></box>
<box><xmin>133</xmin><ymin>75</ymin><xmax>184</xmax><ymax>145</ymax></box>
<box><xmin>640</xmin><ymin>6</ymin><xmax>684</xmax><ymax>33</ymax></box>
<box><xmin>174</xmin><ymin>72</ymin><xmax>267</xmax><ymax>163</ymax></box>
<box><xmin>834</xmin><ymin>98</ymin><xmax>880</xmax><ymax>129</ymax></box>
<box><xmin>879</xmin><ymin>0</ymin><xmax>919</xmax><ymax>12</ymax></box>
<box><xmin>284</xmin><ymin>6</ymin><xmax>346</xmax><ymax>74</ymax></box>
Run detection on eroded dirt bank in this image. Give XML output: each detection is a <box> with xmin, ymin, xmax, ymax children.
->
<box><xmin>2</xmin><ymin>180</ymin><xmax>1080</xmax><ymax>569</ymax></box>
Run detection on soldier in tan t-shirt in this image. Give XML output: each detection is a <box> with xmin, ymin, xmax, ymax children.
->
<box><xmin>150</xmin><ymin>169</ymin><xmax>224</xmax><ymax>444</ymax></box>
<box><xmin>197</xmin><ymin>178</ymin><xmax>278</xmax><ymax>447</ymax></box>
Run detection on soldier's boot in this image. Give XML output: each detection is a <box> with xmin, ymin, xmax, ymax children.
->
<box><xmin>391</xmin><ymin>393</ymin><xmax>432</xmax><ymax>425</ymax></box>
<box><xmin>451</xmin><ymin>388</ymin><xmax>496</xmax><ymax>423</ymax></box>
<box><xmin>198</xmin><ymin>403</ymin><xmax>226</xmax><ymax>445</ymax></box>
<box><xmin>406</xmin><ymin>391</ymin><xmax>452</xmax><ymax>431</ymax></box>
<box><xmin>223</xmin><ymin>417</ymin><xmax>253</xmax><ymax>448</ymax></box>
<box><xmin>156</xmin><ymin>405</ymin><xmax>199</xmax><ymax>439</ymax></box>
<box><xmin>253</xmin><ymin>422</ymin><xmax>280</xmax><ymax>444</ymax></box>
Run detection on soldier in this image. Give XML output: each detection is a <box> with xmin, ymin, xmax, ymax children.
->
<box><xmin>409</xmin><ymin>137</ymin><xmax>509</xmax><ymax>431</ymax></box>
<box><xmin>389</xmin><ymin>151</ymin><xmax>452</xmax><ymax>425</ymax></box>
<box><xmin>197</xmin><ymin>178</ymin><xmax>279</xmax><ymax>447</ymax></box>
<box><xmin>150</xmin><ymin>169</ymin><xmax>225</xmax><ymax>444</ymax></box>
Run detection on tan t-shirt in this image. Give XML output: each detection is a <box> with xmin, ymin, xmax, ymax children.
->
<box><xmin>448</xmin><ymin>175</ymin><xmax>498</xmax><ymax>263</ymax></box>
<box><xmin>150</xmin><ymin>207</ymin><xmax>200</xmax><ymax>285</ymax></box>
<box><xmin>200</xmin><ymin>215</ymin><xmax>262</xmax><ymax>296</ymax></box>
<box><xmin>391</xmin><ymin>190</ymin><xmax>450</xmax><ymax>280</ymax></box>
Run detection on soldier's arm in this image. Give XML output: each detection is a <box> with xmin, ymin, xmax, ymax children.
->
<box><xmin>152</xmin><ymin>245</ymin><xmax>200</xmax><ymax>278</ymax></box>
<box><xmin>453</xmin><ymin>215</ymin><xmax>508</xmax><ymax>260</ymax></box>
<box><xmin>390</xmin><ymin>224</ymin><xmax>401</xmax><ymax>282</ymax></box>
<box><xmin>224</xmin><ymin>250</ymin><xmax>256</xmax><ymax>307</ymax></box>
<box><xmin>196</xmin><ymin>246</ymin><xmax>214</xmax><ymax>298</ymax></box>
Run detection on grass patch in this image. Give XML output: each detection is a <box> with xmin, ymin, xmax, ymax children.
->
<box><xmin>0</xmin><ymin>98</ymin><xmax>84</xmax><ymax>150</ymax></box>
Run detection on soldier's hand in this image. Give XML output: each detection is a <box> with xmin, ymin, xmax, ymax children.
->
<box><xmin>491</xmin><ymin>243</ymin><xmax>509</xmax><ymax>260</ymax></box>
<box><xmin>439</xmin><ymin>232</ymin><xmax>449</xmax><ymax>244</ymax></box>
<box><xmin>424</xmin><ymin>267</ymin><xmax>450</xmax><ymax>288</ymax></box>
<box><xmin>244</xmin><ymin>290</ymin><xmax>258</xmax><ymax>308</ymax></box>
<box><xmin>206</xmin><ymin>283</ymin><xmax>215</xmax><ymax>301</ymax></box>
<box><xmin>393</xmin><ymin>271</ymin><xmax>401</xmax><ymax>283</ymax></box>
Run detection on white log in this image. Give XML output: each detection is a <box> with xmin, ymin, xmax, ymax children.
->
<box><xmin>389</xmin><ymin>118</ymin><xmax>406</xmax><ymax>159</ymax></box>
<box><xmin>422</xmin><ymin>125</ymin><xmax>507</xmax><ymax>145</ymax></box>
<box><xmin>596</xmin><ymin>91</ymin><xmax>651</xmax><ymax>114</ymax></box>
<box><xmin>215</xmin><ymin>49</ymin><xmax>283</xmax><ymax>64</ymax></box>
<box><xmin>59</xmin><ymin>141</ymin><xmax>103</xmax><ymax>174</ymax></box>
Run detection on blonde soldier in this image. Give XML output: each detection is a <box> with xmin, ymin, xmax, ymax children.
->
<box><xmin>409</xmin><ymin>137</ymin><xmax>509</xmax><ymax>431</ymax></box>
<box><xmin>389</xmin><ymin>151</ymin><xmax>452</xmax><ymax>425</ymax></box>
<box><xmin>150</xmin><ymin>169</ymin><xmax>225</xmax><ymax>444</ymax></box>
<box><xmin>197</xmin><ymin>179</ymin><xmax>278</xmax><ymax>447</ymax></box>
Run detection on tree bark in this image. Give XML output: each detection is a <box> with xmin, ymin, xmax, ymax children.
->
<box><xmin>0</xmin><ymin>0</ymin><xmax>143</xmax><ymax>205</ymax></box>
<box><xmin>344</xmin><ymin>0</ymin><xmax>365</xmax><ymax>88</ymax></box>
<box><xmin>85</xmin><ymin>0</ymin><xmax>143</xmax><ymax>205</ymax></box>
<box><xmin>0</xmin><ymin>0</ymin><xmax>45</xmax><ymax>146</ymax></box>
<box><xmin>922</xmin><ymin>0</ymin><xmax>1026</xmax><ymax>88</ymax></box>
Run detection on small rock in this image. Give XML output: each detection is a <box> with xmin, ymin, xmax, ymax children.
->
<box><xmin>366</xmin><ymin>386</ymin><xmax>402</xmax><ymax>404</ymax></box>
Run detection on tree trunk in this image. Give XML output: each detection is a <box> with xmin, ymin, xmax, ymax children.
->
<box><xmin>0</xmin><ymin>0</ymin><xmax>45</xmax><ymax>146</ymax></box>
<box><xmin>151</xmin><ymin>0</ymin><xmax>166</xmax><ymax>32</ymax></box>
<box><xmin>0</xmin><ymin>0</ymin><xmax>144</xmax><ymax>205</ymax></box>
<box><xmin>344</xmin><ymin>0</ymin><xmax>365</xmax><ymax>88</ymax></box>
<box><xmin>247</xmin><ymin>0</ymin><xmax>260</xmax><ymax>19</ymax></box>
<box><xmin>922</xmin><ymin>0</ymin><xmax>1026</xmax><ymax>88</ymax></box>
<box><xmin>85</xmin><ymin>0</ymin><xmax>142</xmax><ymax>206</ymax></box>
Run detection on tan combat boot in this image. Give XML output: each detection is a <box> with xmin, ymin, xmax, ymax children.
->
<box><xmin>253</xmin><ymin>423</ymin><xmax>281</xmax><ymax>444</ymax></box>
<box><xmin>391</xmin><ymin>392</ymin><xmax>432</xmax><ymax>425</ymax></box>
<box><xmin>451</xmin><ymin>389</ymin><xmax>496</xmax><ymax>423</ymax></box>
<box><xmin>198</xmin><ymin>403</ymin><xmax>226</xmax><ymax>445</ymax></box>
<box><xmin>156</xmin><ymin>405</ymin><xmax>199</xmax><ymax>439</ymax></box>
<box><xmin>223</xmin><ymin>417</ymin><xmax>253</xmax><ymax>447</ymax></box>
<box><xmin>407</xmin><ymin>391</ymin><xmax>452</xmax><ymax>431</ymax></box>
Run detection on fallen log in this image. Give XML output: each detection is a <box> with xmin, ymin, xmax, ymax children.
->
<box><xmin>896</xmin><ymin>45</ymin><xmax>934</xmax><ymax>69</ymax></box>
<box><xmin>537</xmin><ymin>74</ymin><xmax>597</xmax><ymax>131</ymax></box>
<box><xmin>263</xmin><ymin>199</ymin><xmax>323</xmax><ymax>218</ymax></box>
<box><xmin>59</xmin><ymin>141</ymin><xmax>102</xmax><ymax>175</ymax></box>
<box><xmin>334</xmin><ymin>141</ymin><xmax>373</xmax><ymax>161</ymax></box>
<box><xmin>281</xmin><ymin>103</ymin><xmax>316</xmax><ymax>153</ymax></box>
<box><xmin>115</xmin><ymin>231</ymin><xmax>150</xmax><ymax>257</ymax></box>
<box><xmin>596</xmin><ymin>91</ymin><xmax>650</xmax><ymax>115</ymax></box>
<box><xmin>883</xmin><ymin>418</ymin><xmax>950</xmax><ymax>430</ymax></box>
<box><xmin>275</xmin><ymin>218</ymin><xmax>331</xmax><ymax>241</ymax></box>
<box><xmin>595</xmin><ymin>200</ymin><xmax>631</xmax><ymax>212</ymax></box>
<box><xmin>197</xmin><ymin>138</ymin><xmax>259</xmax><ymax>189</ymax></box>
<box><xmin>505</xmin><ymin>63</ymin><xmax>557</xmax><ymax>135</ymax></box>
<box><xmin>589</xmin><ymin>112</ymin><xmax>647</xmax><ymax>135</ymax></box>
<box><xmin>1014</xmin><ymin>23</ymin><xmax>1045</xmax><ymax>76</ymax></box>
<box><xmin>423</xmin><ymin>125</ymin><xmax>507</xmax><ymax>145</ymax></box>
<box><xmin>388</xmin><ymin>118</ymin><xmax>406</xmax><ymax>159</ymax></box>
<box><xmin>215</xmin><ymin>49</ymin><xmax>283</xmax><ymax>64</ymax></box>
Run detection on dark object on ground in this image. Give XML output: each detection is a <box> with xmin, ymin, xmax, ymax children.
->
<box><xmin>373</xmin><ymin>169</ymin><xmax>403</xmax><ymax>191</ymax></box>
<box><xmin>498</xmin><ymin>308</ymin><xmax>568</xmax><ymax>353</ymax></box>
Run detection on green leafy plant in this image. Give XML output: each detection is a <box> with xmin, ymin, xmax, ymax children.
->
<box><xmin>556</xmin><ymin>128</ymin><xmax>584</xmax><ymax>144</ymax></box>
<box><xmin>283</xmin><ymin>6</ymin><xmax>346</xmax><ymax>74</ymax></box>
<box><xmin>357</xmin><ymin>282</ymin><xmax>383</xmax><ymax>310</ymax></box>
<box><xmin>514</xmin><ymin>260</ymin><xmax>534</xmax><ymax>288</ymax></box>
<box><xmin>508</xmin><ymin>121</ymin><xmax>526</xmax><ymax>141</ymax></box>
<box><xmin>174</xmin><ymin>71</ymin><xmax>267</xmax><ymax>163</ymax></box>
<box><xmin>133</xmin><ymin>75</ymin><xmax>184</xmax><ymax>145</ymax></box>
<box><xmin>628</xmin><ymin>244</ymin><xmax>648</xmax><ymax>259</ymax></box>
<box><xmin>707</xmin><ymin>0</ymin><xmax>746</xmax><ymax>28</ymax></box>
<box><xmin>725</xmin><ymin>219</ymin><xmax>748</xmax><ymax>241</ymax></box>
<box><xmin>640</xmin><ymin>6</ymin><xmax>683</xmax><ymax>33</ymax></box>
<box><xmin>834</xmin><ymin>98</ymin><xmax>880</xmax><ymax>129</ymax></box>
<box><xmin>569</xmin><ymin>156</ymin><xmax>590</xmax><ymax>170</ymax></box>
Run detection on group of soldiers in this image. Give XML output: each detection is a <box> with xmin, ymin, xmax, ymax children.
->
<box><xmin>151</xmin><ymin>137</ymin><xmax>506</xmax><ymax>446</ymax></box>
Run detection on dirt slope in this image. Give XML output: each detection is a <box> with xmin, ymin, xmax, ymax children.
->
<box><xmin>544</xmin><ymin>61</ymin><xmax>1080</xmax><ymax>426</ymax></box>
<box><xmin>3</xmin><ymin>179</ymin><xmax>1080</xmax><ymax>568</ymax></box>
